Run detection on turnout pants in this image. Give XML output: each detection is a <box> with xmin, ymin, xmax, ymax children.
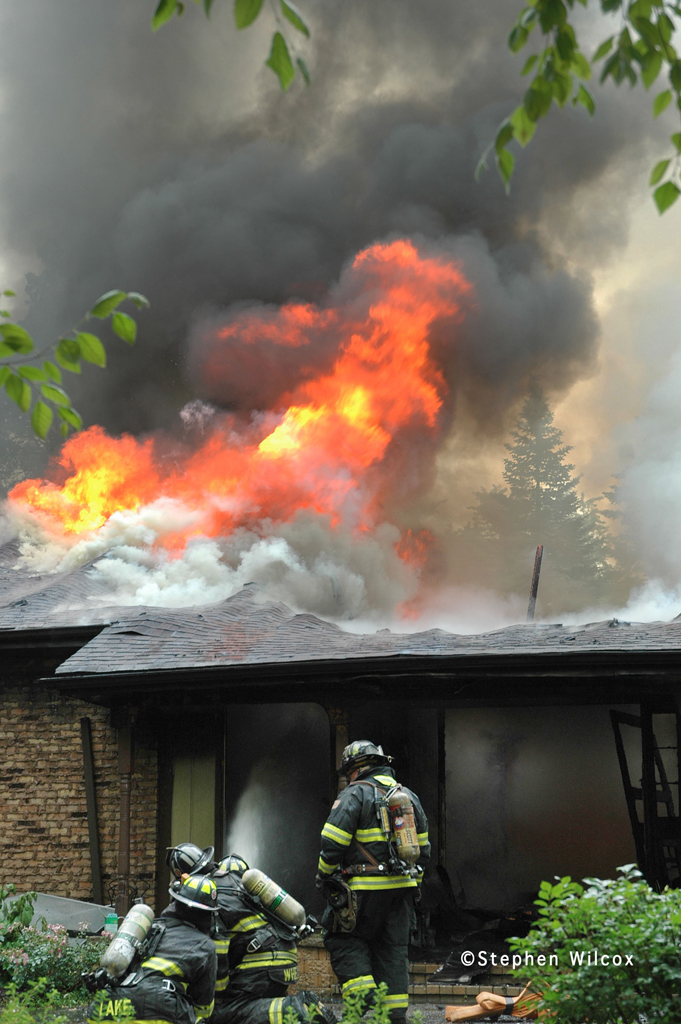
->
<box><xmin>324</xmin><ymin>889</ymin><xmax>415</xmax><ymax>1024</ymax></box>
<box><xmin>212</xmin><ymin>991</ymin><xmax>313</xmax><ymax>1024</ymax></box>
<box><xmin>87</xmin><ymin>978</ymin><xmax>197</xmax><ymax>1024</ymax></box>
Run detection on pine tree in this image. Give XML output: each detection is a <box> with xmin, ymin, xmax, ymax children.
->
<box><xmin>461</xmin><ymin>382</ymin><xmax>623</xmax><ymax>614</ymax></box>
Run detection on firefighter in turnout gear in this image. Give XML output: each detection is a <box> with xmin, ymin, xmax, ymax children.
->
<box><xmin>86</xmin><ymin>875</ymin><xmax>219</xmax><ymax>1024</ymax></box>
<box><xmin>317</xmin><ymin>741</ymin><xmax>430</xmax><ymax>1024</ymax></box>
<box><xmin>167</xmin><ymin>848</ymin><xmax>334</xmax><ymax>1024</ymax></box>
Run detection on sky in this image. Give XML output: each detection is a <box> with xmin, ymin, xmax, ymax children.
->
<box><xmin>1</xmin><ymin>0</ymin><xmax>680</xmax><ymax>624</ymax></box>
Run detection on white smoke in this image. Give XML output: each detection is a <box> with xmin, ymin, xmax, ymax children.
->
<box><xmin>6</xmin><ymin>500</ymin><xmax>419</xmax><ymax>619</ymax></box>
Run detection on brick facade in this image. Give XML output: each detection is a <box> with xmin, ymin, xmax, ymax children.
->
<box><xmin>0</xmin><ymin>685</ymin><xmax>158</xmax><ymax>908</ymax></box>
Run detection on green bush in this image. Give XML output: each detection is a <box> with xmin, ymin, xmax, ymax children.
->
<box><xmin>0</xmin><ymin>979</ymin><xmax>70</xmax><ymax>1024</ymax></box>
<box><xmin>0</xmin><ymin>923</ymin><xmax>108</xmax><ymax>994</ymax></box>
<box><xmin>509</xmin><ymin>864</ymin><xmax>681</xmax><ymax>1024</ymax></box>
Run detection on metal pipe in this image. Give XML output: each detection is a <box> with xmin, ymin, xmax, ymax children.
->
<box><xmin>80</xmin><ymin>717</ymin><xmax>103</xmax><ymax>904</ymax></box>
<box><xmin>526</xmin><ymin>544</ymin><xmax>544</xmax><ymax>622</ymax></box>
<box><xmin>437</xmin><ymin>708</ymin><xmax>446</xmax><ymax>868</ymax></box>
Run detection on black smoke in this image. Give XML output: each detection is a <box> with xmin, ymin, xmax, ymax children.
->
<box><xmin>0</xmin><ymin>0</ymin><xmax>658</xmax><ymax>487</ymax></box>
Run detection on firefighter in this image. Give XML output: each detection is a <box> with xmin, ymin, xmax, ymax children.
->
<box><xmin>86</xmin><ymin>874</ymin><xmax>219</xmax><ymax>1024</ymax></box>
<box><xmin>165</xmin><ymin>845</ymin><xmax>335</xmax><ymax>1024</ymax></box>
<box><xmin>316</xmin><ymin>741</ymin><xmax>430</xmax><ymax>1024</ymax></box>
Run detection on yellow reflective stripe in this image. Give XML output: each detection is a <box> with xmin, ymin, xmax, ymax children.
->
<box><xmin>236</xmin><ymin>952</ymin><xmax>298</xmax><ymax>969</ymax></box>
<box><xmin>231</xmin><ymin>914</ymin><xmax>269</xmax><ymax>933</ymax></box>
<box><xmin>372</xmin><ymin>775</ymin><xmax>395</xmax><ymax>786</ymax></box>
<box><xmin>356</xmin><ymin>828</ymin><xmax>385</xmax><ymax>842</ymax></box>
<box><xmin>195</xmin><ymin>1001</ymin><xmax>214</xmax><ymax>1021</ymax></box>
<box><xmin>384</xmin><ymin>994</ymin><xmax>409</xmax><ymax>1008</ymax></box>
<box><xmin>346</xmin><ymin>875</ymin><xmax>417</xmax><ymax>890</ymax></box>
<box><xmin>215</xmin><ymin>976</ymin><xmax>230</xmax><ymax>992</ymax></box>
<box><xmin>89</xmin><ymin>1020</ymin><xmax>178</xmax><ymax>1024</ymax></box>
<box><xmin>269</xmin><ymin>998</ymin><xmax>285</xmax><ymax>1024</ymax></box>
<box><xmin>342</xmin><ymin>975</ymin><xmax>376</xmax><ymax>995</ymax></box>
<box><xmin>417</xmin><ymin>832</ymin><xmax>429</xmax><ymax>846</ymax></box>
<box><xmin>214</xmin><ymin>939</ymin><xmax>231</xmax><ymax>954</ymax></box>
<box><xmin>141</xmin><ymin>956</ymin><xmax>185</xmax><ymax>978</ymax></box>
<box><xmin>321</xmin><ymin>822</ymin><xmax>353</xmax><ymax>846</ymax></box>
<box><xmin>317</xmin><ymin>855</ymin><xmax>336</xmax><ymax>875</ymax></box>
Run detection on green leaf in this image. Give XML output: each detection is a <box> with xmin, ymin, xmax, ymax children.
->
<box><xmin>204</xmin><ymin>0</ymin><xmax>215</xmax><ymax>13</ymax></box>
<box><xmin>0</xmin><ymin>367</ymin><xmax>10</xmax><ymax>385</ymax></box>
<box><xmin>657</xmin><ymin>12</ymin><xmax>674</xmax><ymax>43</ymax></box>
<box><xmin>280</xmin><ymin>0</ymin><xmax>309</xmax><ymax>37</ymax></box>
<box><xmin>641</xmin><ymin>49</ymin><xmax>663</xmax><ymax>89</ymax></box>
<box><xmin>296</xmin><ymin>56</ymin><xmax>311</xmax><ymax>86</ymax></box>
<box><xmin>152</xmin><ymin>0</ymin><xmax>178</xmax><ymax>30</ymax></box>
<box><xmin>0</xmin><ymin>324</ymin><xmax>34</xmax><ymax>354</ymax></box>
<box><xmin>56</xmin><ymin>338</ymin><xmax>82</xmax><ymax>373</ymax></box>
<box><xmin>18</xmin><ymin>366</ymin><xmax>47</xmax><ymax>382</ymax></box>
<box><xmin>0</xmin><ymin>342</ymin><xmax>15</xmax><ymax>358</ymax></box>
<box><xmin>266</xmin><ymin>32</ymin><xmax>296</xmax><ymax>91</ymax></box>
<box><xmin>509</xmin><ymin>25</ymin><xmax>529</xmax><ymax>53</ymax></box>
<box><xmin>126</xmin><ymin>291</ymin><xmax>151</xmax><ymax>309</ymax></box>
<box><xmin>575</xmin><ymin>84</ymin><xmax>595</xmax><ymax>115</ymax></box>
<box><xmin>551</xmin><ymin>71</ymin><xmax>573</xmax><ymax>106</ymax></box>
<box><xmin>649</xmin><ymin>158</ymin><xmax>670</xmax><ymax>185</ymax></box>
<box><xmin>76</xmin><ymin>332</ymin><xmax>106</xmax><ymax>367</ymax></box>
<box><xmin>3</xmin><ymin>289</ymin><xmax>15</xmax><ymax>296</ymax></box>
<box><xmin>670</xmin><ymin>61</ymin><xmax>681</xmax><ymax>92</ymax></box>
<box><xmin>593</xmin><ymin>36</ymin><xmax>614</xmax><ymax>61</ymax></box>
<box><xmin>672</xmin><ymin>132</ymin><xmax>681</xmax><ymax>153</ymax></box>
<box><xmin>629</xmin><ymin>0</ymin><xmax>653</xmax><ymax>17</ymax></box>
<box><xmin>6</xmin><ymin>374</ymin><xmax>31</xmax><ymax>412</ymax></box>
<box><xmin>654</xmin><ymin>180</ymin><xmax>680</xmax><ymax>213</ymax></box>
<box><xmin>40</xmin><ymin>383</ymin><xmax>72</xmax><ymax>407</ymax></box>
<box><xmin>58</xmin><ymin>406</ymin><xmax>84</xmax><ymax>430</ymax></box>
<box><xmin>653</xmin><ymin>89</ymin><xmax>672</xmax><ymax>117</ymax></box>
<box><xmin>89</xmin><ymin>289</ymin><xmax>127</xmax><ymax>319</ymax></box>
<box><xmin>111</xmin><ymin>311</ymin><xmax>137</xmax><ymax>344</ymax></box>
<box><xmin>0</xmin><ymin>311</ymin><xmax>10</xmax><ymax>318</ymax></box>
<box><xmin>570</xmin><ymin>51</ymin><xmax>591</xmax><ymax>79</ymax></box>
<box><xmin>495</xmin><ymin>122</ymin><xmax>514</xmax><ymax>155</ymax></box>
<box><xmin>524</xmin><ymin>76</ymin><xmax>553</xmax><ymax>118</ymax></box>
<box><xmin>510</xmin><ymin>105</ymin><xmax>537</xmax><ymax>146</ymax></box>
<box><xmin>43</xmin><ymin>360</ymin><xmax>62</xmax><ymax>384</ymax></box>
<box><xmin>234</xmin><ymin>0</ymin><xmax>265</xmax><ymax>29</ymax></box>
<box><xmin>31</xmin><ymin>401</ymin><xmax>53</xmax><ymax>439</ymax></box>
<box><xmin>60</xmin><ymin>421</ymin><xmax>68</xmax><ymax>438</ymax></box>
<box><xmin>497</xmin><ymin>147</ymin><xmax>515</xmax><ymax>194</ymax></box>
<box><xmin>521</xmin><ymin>54</ymin><xmax>539</xmax><ymax>76</ymax></box>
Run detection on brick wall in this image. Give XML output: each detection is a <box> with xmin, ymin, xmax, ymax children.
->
<box><xmin>0</xmin><ymin>685</ymin><xmax>158</xmax><ymax>908</ymax></box>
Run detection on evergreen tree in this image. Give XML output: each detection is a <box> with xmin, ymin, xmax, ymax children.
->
<box><xmin>461</xmin><ymin>382</ymin><xmax>626</xmax><ymax>614</ymax></box>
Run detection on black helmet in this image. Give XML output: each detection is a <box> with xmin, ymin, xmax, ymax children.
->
<box><xmin>218</xmin><ymin>854</ymin><xmax>249</xmax><ymax>876</ymax></box>
<box><xmin>166</xmin><ymin>843</ymin><xmax>215</xmax><ymax>878</ymax></box>
<box><xmin>170</xmin><ymin>874</ymin><xmax>219</xmax><ymax>912</ymax></box>
<box><xmin>340</xmin><ymin>740</ymin><xmax>392</xmax><ymax>777</ymax></box>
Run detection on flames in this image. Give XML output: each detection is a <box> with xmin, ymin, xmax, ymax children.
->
<box><xmin>9</xmin><ymin>240</ymin><xmax>472</xmax><ymax>572</ymax></box>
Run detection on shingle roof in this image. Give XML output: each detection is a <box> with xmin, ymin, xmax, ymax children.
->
<box><xmin>2</xmin><ymin>542</ymin><xmax>681</xmax><ymax>679</ymax></box>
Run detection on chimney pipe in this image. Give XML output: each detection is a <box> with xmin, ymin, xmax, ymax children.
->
<box><xmin>526</xmin><ymin>544</ymin><xmax>543</xmax><ymax>622</ymax></box>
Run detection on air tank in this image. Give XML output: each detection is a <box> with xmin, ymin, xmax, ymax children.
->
<box><xmin>100</xmin><ymin>903</ymin><xmax>154</xmax><ymax>978</ymax></box>
<box><xmin>242</xmin><ymin>868</ymin><xmax>306</xmax><ymax>929</ymax></box>
<box><xmin>388</xmin><ymin>788</ymin><xmax>420</xmax><ymax>864</ymax></box>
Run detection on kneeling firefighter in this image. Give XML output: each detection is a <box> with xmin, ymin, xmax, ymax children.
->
<box><xmin>85</xmin><ymin>874</ymin><xmax>219</xmax><ymax>1024</ymax></box>
<box><xmin>166</xmin><ymin>845</ymin><xmax>335</xmax><ymax>1024</ymax></box>
<box><xmin>316</xmin><ymin>741</ymin><xmax>431</xmax><ymax>1024</ymax></box>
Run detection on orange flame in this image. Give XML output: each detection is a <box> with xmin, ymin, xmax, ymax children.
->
<box><xmin>10</xmin><ymin>240</ymin><xmax>472</xmax><ymax>565</ymax></box>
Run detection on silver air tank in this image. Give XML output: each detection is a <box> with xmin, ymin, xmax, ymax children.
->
<box><xmin>242</xmin><ymin>869</ymin><xmax>306</xmax><ymax>929</ymax></box>
<box><xmin>100</xmin><ymin>903</ymin><xmax>154</xmax><ymax>978</ymax></box>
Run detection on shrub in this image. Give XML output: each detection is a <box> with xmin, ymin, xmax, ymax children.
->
<box><xmin>509</xmin><ymin>864</ymin><xmax>681</xmax><ymax>1024</ymax></box>
<box><xmin>0</xmin><ymin>923</ymin><xmax>108</xmax><ymax>994</ymax></box>
<box><xmin>0</xmin><ymin>979</ymin><xmax>69</xmax><ymax>1024</ymax></box>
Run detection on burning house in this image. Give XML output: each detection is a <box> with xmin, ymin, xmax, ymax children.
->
<box><xmin>1</xmin><ymin>237</ymin><xmax>680</xmax><ymax>934</ymax></box>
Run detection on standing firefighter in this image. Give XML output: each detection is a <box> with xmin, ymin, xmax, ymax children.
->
<box><xmin>86</xmin><ymin>874</ymin><xmax>219</xmax><ymax>1024</ymax></box>
<box><xmin>166</xmin><ymin>845</ymin><xmax>335</xmax><ymax>1024</ymax></box>
<box><xmin>316</xmin><ymin>741</ymin><xmax>430</xmax><ymax>1024</ymax></box>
